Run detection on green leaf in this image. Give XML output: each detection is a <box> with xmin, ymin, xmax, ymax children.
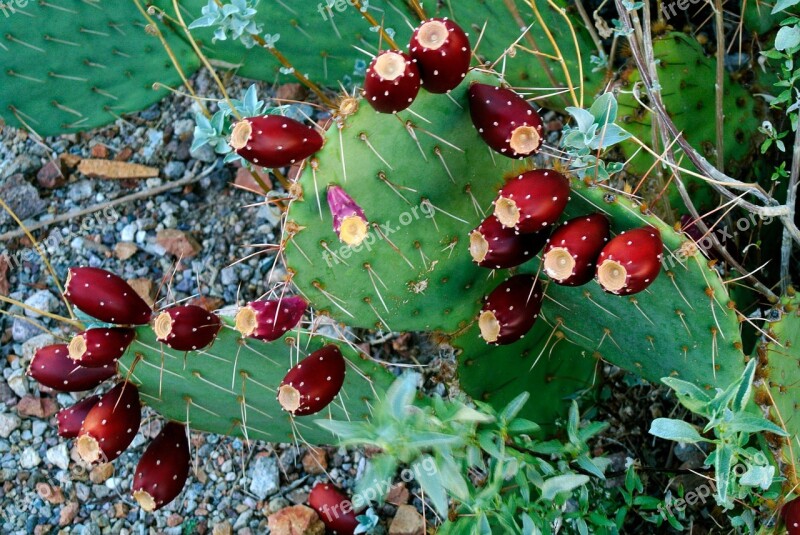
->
<box><xmin>436</xmin><ymin>454</ymin><xmax>470</xmax><ymax>501</ymax></box>
<box><xmin>776</xmin><ymin>25</ymin><xmax>800</xmax><ymax>51</ymax></box>
<box><xmin>386</xmin><ymin>373</ymin><xmax>419</xmax><ymax>420</ymax></box>
<box><xmin>415</xmin><ymin>455</ymin><xmax>449</xmax><ymax>516</ymax></box>
<box><xmin>589</xmin><ymin>93</ymin><xmax>618</xmax><ymax>126</ymax></box>
<box><xmin>355</xmin><ymin>455</ymin><xmax>397</xmax><ymax>503</ymax></box>
<box><xmin>507</xmin><ymin>418</ymin><xmax>541</xmax><ymax>435</ymax></box>
<box><xmin>773</xmin><ymin>0</ymin><xmax>800</xmax><ymax>15</ymax></box>
<box><xmin>478</xmin><ymin>430</ymin><xmax>503</xmax><ymax>459</ymax></box>
<box><xmin>739</xmin><ymin>465</ymin><xmax>776</xmax><ymax>489</ymax></box>
<box><xmin>575</xmin><ymin>453</ymin><xmax>606</xmax><ymax>479</ymax></box>
<box><xmin>500</xmin><ymin>392</ymin><xmax>529</xmax><ymax>422</ymax></box>
<box><xmin>406</xmin><ymin>432</ymin><xmax>464</xmax><ymax>449</ymax></box>
<box><xmin>726</xmin><ymin>414</ymin><xmax>789</xmax><ymax>436</ymax></box>
<box><xmin>315</xmin><ymin>419</ymin><xmax>372</xmax><ymax>439</ymax></box>
<box><xmin>715</xmin><ymin>444</ymin><xmax>734</xmax><ymax>508</ymax></box>
<box><xmin>649</xmin><ymin>418</ymin><xmax>707</xmax><ymax>443</ymax></box>
<box><xmin>539</xmin><ymin>474</ymin><xmax>590</xmax><ymax>501</ymax></box>
<box><xmin>732</xmin><ymin>359</ymin><xmax>757</xmax><ymax>412</ymax></box>
<box><xmin>566</xmin><ymin>106</ymin><xmax>596</xmax><ymax>133</ymax></box>
<box><xmin>452</xmin><ymin>404</ymin><xmax>495</xmax><ymax>424</ymax></box>
<box><xmin>661</xmin><ymin>376</ymin><xmax>712</xmax><ymax>414</ymax></box>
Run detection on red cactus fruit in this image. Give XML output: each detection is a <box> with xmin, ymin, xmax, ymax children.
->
<box><xmin>596</xmin><ymin>226</ymin><xmax>663</xmax><ymax>295</ymax></box>
<box><xmin>469</xmin><ymin>215</ymin><xmax>549</xmax><ymax>269</ymax></box>
<box><xmin>468</xmin><ymin>83</ymin><xmax>544</xmax><ymax>158</ymax></box>
<box><xmin>308</xmin><ymin>482</ymin><xmax>361</xmax><ymax>535</ymax></box>
<box><xmin>479</xmin><ymin>275</ymin><xmax>543</xmax><ymax>345</ymax></box>
<box><xmin>364</xmin><ymin>50</ymin><xmax>421</xmax><ymax>113</ymax></box>
<box><xmin>229</xmin><ymin>114</ymin><xmax>323</xmax><ymax>168</ymax></box>
<box><xmin>57</xmin><ymin>394</ymin><xmax>101</xmax><ymax>438</ymax></box>
<box><xmin>494</xmin><ymin>169</ymin><xmax>570</xmax><ymax>233</ymax></box>
<box><xmin>783</xmin><ymin>497</ymin><xmax>800</xmax><ymax>535</ymax></box>
<box><xmin>234</xmin><ymin>296</ymin><xmax>307</xmax><ymax>342</ymax></box>
<box><xmin>77</xmin><ymin>382</ymin><xmax>141</xmax><ymax>463</ymax></box>
<box><xmin>65</xmin><ymin>267</ymin><xmax>152</xmax><ymax>325</ymax></box>
<box><xmin>278</xmin><ymin>345</ymin><xmax>345</xmax><ymax>416</ymax></box>
<box><xmin>28</xmin><ymin>344</ymin><xmax>116</xmax><ymax>392</ymax></box>
<box><xmin>409</xmin><ymin>18</ymin><xmax>471</xmax><ymax>93</ymax></box>
<box><xmin>153</xmin><ymin>305</ymin><xmax>222</xmax><ymax>351</ymax></box>
<box><xmin>543</xmin><ymin>214</ymin><xmax>611</xmax><ymax>286</ymax></box>
<box><xmin>327</xmin><ymin>185</ymin><xmax>369</xmax><ymax>246</ymax></box>
<box><xmin>132</xmin><ymin>422</ymin><xmax>190</xmax><ymax>512</ymax></box>
<box><xmin>67</xmin><ymin>328</ymin><xmax>135</xmax><ymax>367</ymax></box>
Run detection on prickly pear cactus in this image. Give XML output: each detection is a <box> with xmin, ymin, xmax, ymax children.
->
<box><xmin>0</xmin><ymin>0</ymin><xmax>200</xmax><ymax>136</ymax></box>
<box><xmin>116</xmin><ymin>314</ymin><xmax>395</xmax><ymax>444</ymax></box>
<box><xmin>756</xmin><ymin>294</ymin><xmax>800</xmax><ymax>488</ymax></box>
<box><xmin>616</xmin><ymin>33</ymin><xmax>760</xmax><ymax>211</ymax></box>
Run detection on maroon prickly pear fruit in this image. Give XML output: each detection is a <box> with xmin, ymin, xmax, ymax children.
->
<box><xmin>234</xmin><ymin>296</ymin><xmax>307</xmax><ymax>342</ymax></box>
<box><xmin>327</xmin><ymin>185</ymin><xmax>369</xmax><ymax>246</ymax></box>
<box><xmin>596</xmin><ymin>226</ymin><xmax>663</xmax><ymax>295</ymax></box>
<box><xmin>468</xmin><ymin>83</ymin><xmax>544</xmax><ymax>158</ymax></box>
<box><xmin>278</xmin><ymin>345</ymin><xmax>345</xmax><ymax>416</ymax></box>
<box><xmin>469</xmin><ymin>215</ymin><xmax>548</xmax><ymax>269</ymax></box>
<box><xmin>479</xmin><ymin>275</ymin><xmax>543</xmax><ymax>345</ymax></box>
<box><xmin>153</xmin><ymin>305</ymin><xmax>222</xmax><ymax>351</ymax></box>
<box><xmin>132</xmin><ymin>422</ymin><xmax>190</xmax><ymax>512</ymax></box>
<box><xmin>229</xmin><ymin>115</ymin><xmax>323</xmax><ymax>168</ymax></box>
<box><xmin>28</xmin><ymin>344</ymin><xmax>116</xmax><ymax>392</ymax></box>
<box><xmin>494</xmin><ymin>169</ymin><xmax>570</xmax><ymax>233</ymax></box>
<box><xmin>543</xmin><ymin>214</ymin><xmax>610</xmax><ymax>286</ymax></box>
<box><xmin>409</xmin><ymin>18</ymin><xmax>471</xmax><ymax>93</ymax></box>
<box><xmin>65</xmin><ymin>267</ymin><xmax>152</xmax><ymax>325</ymax></box>
<box><xmin>67</xmin><ymin>328</ymin><xmax>135</xmax><ymax>367</ymax></box>
<box><xmin>364</xmin><ymin>50</ymin><xmax>421</xmax><ymax>113</ymax></box>
<box><xmin>783</xmin><ymin>497</ymin><xmax>800</xmax><ymax>534</ymax></box>
<box><xmin>77</xmin><ymin>382</ymin><xmax>141</xmax><ymax>463</ymax></box>
<box><xmin>308</xmin><ymin>482</ymin><xmax>361</xmax><ymax>535</ymax></box>
<box><xmin>57</xmin><ymin>395</ymin><xmax>101</xmax><ymax>438</ymax></box>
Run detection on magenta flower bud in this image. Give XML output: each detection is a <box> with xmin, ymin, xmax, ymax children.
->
<box><xmin>327</xmin><ymin>185</ymin><xmax>368</xmax><ymax>246</ymax></box>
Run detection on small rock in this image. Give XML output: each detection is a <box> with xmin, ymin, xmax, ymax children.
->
<box><xmin>114</xmin><ymin>242</ymin><xmax>138</xmax><ymax>261</ymax></box>
<box><xmin>59</xmin><ymin>153</ymin><xmax>81</xmax><ymax>169</ymax></box>
<box><xmin>115</xmin><ymin>147</ymin><xmax>134</xmax><ymax>161</ymax></box>
<box><xmin>163</xmin><ymin>161</ymin><xmax>186</xmax><ymax>180</ymax></box>
<box><xmin>0</xmin><ymin>413</ymin><xmax>21</xmax><ymax>438</ymax></box>
<box><xmin>113</xmin><ymin>502</ymin><xmax>129</xmax><ymax>518</ymax></box>
<box><xmin>267</xmin><ymin>505</ymin><xmax>325</xmax><ymax>535</ymax></box>
<box><xmin>275</xmin><ymin>83</ymin><xmax>309</xmax><ymax>102</ymax></box>
<box><xmin>90</xmin><ymin>144</ymin><xmax>109</xmax><ymax>158</ymax></box>
<box><xmin>211</xmin><ymin>521</ymin><xmax>232</xmax><ymax>535</ymax></box>
<box><xmin>167</xmin><ymin>513</ymin><xmax>183</xmax><ymax>527</ymax></box>
<box><xmin>20</xmin><ymin>446</ymin><xmax>41</xmax><ymax>468</ymax></box>
<box><xmin>302</xmin><ymin>447</ymin><xmax>328</xmax><ymax>475</ymax></box>
<box><xmin>46</xmin><ymin>443</ymin><xmax>70</xmax><ymax>470</ymax></box>
<box><xmin>389</xmin><ymin>505</ymin><xmax>424</xmax><ymax>535</ymax></box>
<box><xmin>12</xmin><ymin>316</ymin><xmax>45</xmax><ymax>341</ymax></box>
<box><xmin>77</xmin><ymin>159</ymin><xmax>159</xmax><ymax>180</ymax></box>
<box><xmin>32</xmin><ymin>420</ymin><xmax>47</xmax><ymax>437</ymax></box>
<box><xmin>37</xmin><ymin>160</ymin><xmax>66</xmax><ymax>189</ymax></box>
<box><xmin>37</xmin><ymin>482</ymin><xmax>65</xmax><ymax>505</ymax></box>
<box><xmin>386</xmin><ymin>483</ymin><xmax>409</xmax><ymax>506</ymax></box>
<box><xmin>233</xmin><ymin>510</ymin><xmax>253</xmax><ymax>530</ymax></box>
<box><xmin>59</xmin><ymin>501</ymin><xmax>79</xmax><ymax>526</ymax></box>
<box><xmin>17</xmin><ymin>395</ymin><xmax>58</xmax><ymax>419</ymax></box>
<box><xmin>21</xmin><ymin>333</ymin><xmax>56</xmax><ymax>360</ymax></box>
<box><xmin>248</xmin><ymin>454</ymin><xmax>280</xmax><ymax>500</ymax></box>
<box><xmin>23</xmin><ymin>289</ymin><xmax>57</xmax><ymax>318</ymax></box>
<box><xmin>67</xmin><ymin>180</ymin><xmax>94</xmax><ymax>202</ymax></box>
<box><xmin>234</xmin><ymin>165</ymin><xmax>271</xmax><ymax>194</ymax></box>
<box><xmin>157</xmin><ymin>229</ymin><xmax>202</xmax><ymax>258</ymax></box>
<box><xmin>7</xmin><ymin>369</ymin><xmax>28</xmax><ymax>398</ymax></box>
<box><xmin>126</xmin><ymin>278</ymin><xmax>155</xmax><ymax>307</ymax></box>
<box><xmin>0</xmin><ymin>174</ymin><xmax>46</xmax><ymax>224</ymax></box>
<box><xmin>120</xmin><ymin>222</ymin><xmax>138</xmax><ymax>242</ymax></box>
<box><xmin>191</xmin><ymin>142</ymin><xmax>217</xmax><ymax>163</ymax></box>
<box><xmin>90</xmin><ymin>462</ymin><xmax>114</xmax><ymax>484</ymax></box>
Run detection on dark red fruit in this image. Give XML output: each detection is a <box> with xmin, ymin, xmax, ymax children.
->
<box><xmin>479</xmin><ymin>275</ymin><xmax>543</xmax><ymax>345</ymax></box>
<box><xmin>409</xmin><ymin>18</ymin><xmax>470</xmax><ymax>93</ymax></box>
<box><xmin>543</xmin><ymin>214</ymin><xmax>610</xmax><ymax>286</ymax></box>
<box><xmin>229</xmin><ymin>115</ymin><xmax>324</xmax><ymax>168</ymax></box>
<box><xmin>235</xmin><ymin>296</ymin><xmax>307</xmax><ymax>342</ymax></box>
<box><xmin>364</xmin><ymin>50</ymin><xmax>421</xmax><ymax>113</ymax></box>
<box><xmin>278</xmin><ymin>345</ymin><xmax>345</xmax><ymax>416</ymax></box>
<box><xmin>469</xmin><ymin>215</ymin><xmax>548</xmax><ymax>269</ymax></box>
<box><xmin>596</xmin><ymin>226</ymin><xmax>663</xmax><ymax>295</ymax></box>
<box><xmin>67</xmin><ymin>328</ymin><xmax>135</xmax><ymax>367</ymax></box>
<box><xmin>783</xmin><ymin>497</ymin><xmax>800</xmax><ymax>535</ymax></box>
<box><xmin>132</xmin><ymin>422</ymin><xmax>190</xmax><ymax>512</ymax></box>
<box><xmin>494</xmin><ymin>169</ymin><xmax>570</xmax><ymax>233</ymax></box>
<box><xmin>57</xmin><ymin>394</ymin><xmax>101</xmax><ymax>438</ymax></box>
<box><xmin>65</xmin><ymin>267</ymin><xmax>152</xmax><ymax>325</ymax></box>
<box><xmin>28</xmin><ymin>344</ymin><xmax>116</xmax><ymax>392</ymax></box>
<box><xmin>327</xmin><ymin>185</ymin><xmax>368</xmax><ymax>246</ymax></box>
<box><xmin>153</xmin><ymin>305</ymin><xmax>222</xmax><ymax>351</ymax></box>
<box><xmin>308</xmin><ymin>482</ymin><xmax>361</xmax><ymax>535</ymax></box>
<box><xmin>77</xmin><ymin>382</ymin><xmax>141</xmax><ymax>463</ymax></box>
<box><xmin>468</xmin><ymin>83</ymin><xmax>544</xmax><ymax>158</ymax></box>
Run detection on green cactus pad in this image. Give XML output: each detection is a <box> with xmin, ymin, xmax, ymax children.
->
<box><xmin>0</xmin><ymin>0</ymin><xmax>200</xmax><ymax>136</ymax></box>
<box><xmin>117</xmin><ymin>314</ymin><xmax>395</xmax><ymax>444</ymax></box>
<box><xmin>616</xmin><ymin>33</ymin><xmax>760</xmax><ymax>212</ymax></box>
<box><xmin>757</xmin><ymin>295</ymin><xmax>800</xmax><ymax>487</ymax></box>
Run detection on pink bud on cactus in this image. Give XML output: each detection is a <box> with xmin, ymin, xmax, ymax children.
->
<box><xmin>278</xmin><ymin>345</ymin><xmax>346</xmax><ymax>416</ymax></box>
<box><xmin>327</xmin><ymin>185</ymin><xmax>368</xmax><ymax>246</ymax></box>
<box><xmin>153</xmin><ymin>305</ymin><xmax>222</xmax><ymax>351</ymax></box>
<box><xmin>132</xmin><ymin>422</ymin><xmax>190</xmax><ymax>512</ymax></box>
<box><xmin>235</xmin><ymin>296</ymin><xmax>307</xmax><ymax>342</ymax></box>
<box><xmin>28</xmin><ymin>344</ymin><xmax>116</xmax><ymax>392</ymax></box>
<box><xmin>229</xmin><ymin>115</ymin><xmax>323</xmax><ymax>168</ymax></box>
<box><xmin>77</xmin><ymin>382</ymin><xmax>141</xmax><ymax>463</ymax></box>
<box><xmin>67</xmin><ymin>328</ymin><xmax>135</xmax><ymax>367</ymax></box>
<box><xmin>65</xmin><ymin>267</ymin><xmax>152</xmax><ymax>325</ymax></box>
